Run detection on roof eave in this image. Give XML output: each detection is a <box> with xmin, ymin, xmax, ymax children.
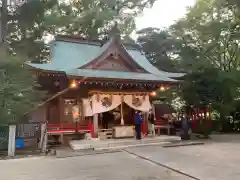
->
<box><xmin>66</xmin><ymin>74</ymin><xmax>179</xmax><ymax>84</ymax></box>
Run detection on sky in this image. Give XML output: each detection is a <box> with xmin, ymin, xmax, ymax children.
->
<box><xmin>135</xmin><ymin>0</ymin><xmax>196</xmax><ymax>30</ymax></box>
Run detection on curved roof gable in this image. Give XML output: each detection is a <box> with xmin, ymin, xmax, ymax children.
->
<box><xmin>79</xmin><ymin>36</ymin><xmax>148</xmax><ymax>73</ymax></box>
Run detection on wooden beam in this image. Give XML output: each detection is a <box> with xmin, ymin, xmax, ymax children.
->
<box><xmin>88</xmin><ymin>90</ymin><xmax>151</xmax><ymax>95</ymax></box>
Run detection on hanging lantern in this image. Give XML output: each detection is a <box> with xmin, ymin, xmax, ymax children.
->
<box><xmin>159</xmin><ymin>85</ymin><xmax>166</xmax><ymax>91</ymax></box>
<box><xmin>70</xmin><ymin>80</ymin><xmax>78</xmax><ymax>88</ymax></box>
<box><xmin>150</xmin><ymin>91</ymin><xmax>156</xmax><ymax>96</ymax></box>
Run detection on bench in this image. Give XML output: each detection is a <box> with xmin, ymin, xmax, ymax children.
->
<box><xmin>155</xmin><ymin>119</ymin><xmax>174</xmax><ymax>135</ymax></box>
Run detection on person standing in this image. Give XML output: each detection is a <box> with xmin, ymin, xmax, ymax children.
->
<box><xmin>148</xmin><ymin>110</ymin><xmax>156</xmax><ymax>136</ymax></box>
<box><xmin>102</xmin><ymin>111</ymin><xmax>113</xmax><ymax>129</ymax></box>
<box><xmin>181</xmin><ymin>115</ymin><xmax>190</xmax><ymax>140</ymax></box>
<box><xmin>135</xmin><ymin>111</ymin><xmax>143</xmax><ymax>140</ymax></box>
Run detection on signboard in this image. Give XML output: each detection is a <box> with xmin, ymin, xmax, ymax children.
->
<box><xmin>0</xmin><ymin>126</ymin><xmax>9</xmax><ymax>150</ymax></box>
<box><xmin>16</xmin><ymin>123</ymin><xmax>41</xmax><ymax>139</ymax></box>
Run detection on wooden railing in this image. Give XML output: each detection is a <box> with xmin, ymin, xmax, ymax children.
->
<box><xmin>155</xmin><ymin>118</ymin><xmax>169</xmax><ymax>126</ymax></box>
<box><xmin>155</xmin><ymin>118</ymin><xmax>172</xmax><ymax>135</ymax></box>
<box><xmin>47</xmin><ymin>120</ymin><xmax>94</xmax><ymax>136</ymax></box>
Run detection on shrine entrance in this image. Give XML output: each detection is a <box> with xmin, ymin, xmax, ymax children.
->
<box><xmin>99</xmin><ymin>104</ymin><xmax>135</xmax><ymax>129</ymax></box>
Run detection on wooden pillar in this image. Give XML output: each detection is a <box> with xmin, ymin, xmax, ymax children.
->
<box><xmin>191</xmin><ymin>109</ymin><xmax>195</xmax><ymax>132</ymax></box>
<box><xmin>80</xmin><ymin>99</ymin><xmax>84</xmax><ymax>122</ymax></box>
<box><xmin>59</xmin><ymin>97</ymin><xmax>64</xmax><ymax>123</ymax></box>
<box><xmin>93</xmin><ymin>113</ymin><xmax>98</xmax><ymax>137</ymax></box>
<box><xmin>59</xmin><ymin>97</ymin><xmax>64</xmax><ymax>144</ymax></box>
<box><xmin>120</xmin><ymin>95</ymin><xmax>124</xmax><ymax>125</ymax></box>
<box><xmin>151</xmin><ymin>104</ymin><xmax>156</xmax><ymax>119</ymax></box>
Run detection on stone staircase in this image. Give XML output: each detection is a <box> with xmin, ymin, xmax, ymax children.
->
<box><xmin>98</xmin><ymin>129</ymin><xmax>113</xmax><ymax>140</ymax></box>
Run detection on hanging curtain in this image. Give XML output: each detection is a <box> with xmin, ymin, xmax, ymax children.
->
<box><xmin>82</xmin><ymin>98</ymin><xmax>93</xmax><ymax>117</ymax></box>
<box><xmin>124</xmin><ymin>95</ymin><xmax>151</xmax><ymax>112</ymax></box>
<box><xmin>91</xmin><ymin>94</ymin><xmax>121</xmax><ymax>114</ymax></box>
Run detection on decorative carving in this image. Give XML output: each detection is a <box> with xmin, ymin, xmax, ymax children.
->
<box><xmin>132</xmin><ymin>95</ymin><xmax>142</xmax><ymax>107</ymax></box>
<box><xmin>101</xmin><ymin>95</ymin><xmax>113</xmax><ymax>108</ymax></box>
<box><xmin>97</xmin><ymin>58</ymin><xmax>128</xmax><ymax>71</ymax></box>
<box><xmin>54</xmin><ymin>81</ymin><xmax>60</xmax><ymax>86</ymax></box>
<box><xmin>111</xmin><ymin>52</ymin><xmax>119</xmax><ymax>59</ymax></box>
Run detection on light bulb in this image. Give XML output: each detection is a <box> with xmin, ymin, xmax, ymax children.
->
<box><xmin>160</xmin><ymin>86</ymin><xmax>165</xmax><ymax>91</ymax></box>
<box><xmin>70</xmin><ymin>80</ymin><xmax>77</xmax><ymax>88</ymax></box>
<box><xmin>151</xmin><ymin>91</ymin><xmax>156</xmax><ymax>96</ymax></box>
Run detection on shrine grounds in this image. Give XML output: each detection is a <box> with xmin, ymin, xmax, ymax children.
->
<box><xmin>1</xmin><ymin>134</ymin><xmax>240</xmax><ymax>180</ymax></box>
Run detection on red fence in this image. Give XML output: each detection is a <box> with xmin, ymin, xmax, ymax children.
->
<box><xmin>47</xmin><ymin>120</ymin><xmax>93</xmax><ymax>136</ymax></box>
<box><xmin>155</xmin><ymin>118</ymin><xmax>169</xmax><ymax>126</ymax></box>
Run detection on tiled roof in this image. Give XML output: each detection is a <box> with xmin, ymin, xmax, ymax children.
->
<box><xmin>28</xmin><ymin>36</ymin><xmax>184</xmax><ymax>82</ymax></box>
<box><xmin>66</xmin><ymin>69</ymin><xmax>177</xmax><ymax>82</ymax></box>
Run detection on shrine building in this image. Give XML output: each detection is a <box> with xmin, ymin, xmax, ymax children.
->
<box><xmin>27</xmin><ymin>34</ymin><xmax>184</xmax><ymax>142</ymax></box>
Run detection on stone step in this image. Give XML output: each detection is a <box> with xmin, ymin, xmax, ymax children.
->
<box><xmin>69</xmin><ymin>136</ymin><xmax>181</xmax><ymax>151</ymax></box>
<box><xmin>162</xmin><ymin>141</ymin><xmax>204</xmax><ymax>148</ymax></box>
<box><xmin>56</xmin><ymin>149</ymin><xmax>120</xmax><ymax>158</ymax></box>
<box><xmin>56</xmin><ymin>141</ymin><xmax>172</xmax><ymax>158</ymax></box>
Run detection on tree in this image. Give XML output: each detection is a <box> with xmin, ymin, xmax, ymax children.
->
<box><xmin>8</xmin><ymin>0</ymin><xmax>157</xmax><ymax>62</ymax></box>
<box><xmin>0</xmin><ymin>53</ymin><xmax>45</xmax><ymax>124</ymax></box>
<box><xmin>182</xmin><ymin>68</ymin><xmax>239</xmax><ymax>113</ymax></box>
<box><xmin>171</xmin><ymin>0</ymin><xmax>240</xmax><ymax>72</ymax></box>
<box><xmin>7</xmin><ymin>0</ymin><xmax>57</xmax><ymax>62</ymax></box>
<box><xmin>137</xmin><ymin>27</ymin><xmax>180</xmax><ymax>72</ymax></box>
<box><xmin>167</xmin><ymin>0</ymin><xmax>240</xmax><ymax>119</ymax></box>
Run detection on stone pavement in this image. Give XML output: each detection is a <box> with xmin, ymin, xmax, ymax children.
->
<box><xmin>126</xmin><ymin>141</ymin><xmax>240</xmax><ymax>180</ymax></box>
<box><xmin>0</xmin><ymin>151</ymin><xmax>192</xmax><ymax>180</ymax></box>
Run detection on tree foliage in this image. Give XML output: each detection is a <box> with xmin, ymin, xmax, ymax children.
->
<box><xmin>171</xmin><ymin>0</ymin><xmax>240</xmax><ymax>72</ymax></box>
<box><xmin>137</xmin><ymin>27</ymin><xmax>180</xmax><ymax>72</ymax></box>
<box><xmin>136</xmin><ymin>0</ymin><xmax>240</xmax><ymax>117</ymax></box>
<box><xmin>0</xmin><ymin>53</ymin><xmax>45</xmax><ymax>124</ymax></box>
<box><xmin>7</xmin><ymin>0</ymin><xmax>156</xmax><ymax>62</ymax></box>
<box><xmin>173</xmin><ymin>0</ymin><xmax>240</xmax><ymax>116</ymax></box>
<box><xmin>182</xmin><ymin>68</ymin><xmax>239</xmax><ymax>113</ymax></box>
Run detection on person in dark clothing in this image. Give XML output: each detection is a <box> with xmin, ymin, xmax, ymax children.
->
<box><xmin>148</xmin><ymin>110</ymin><xmax>155</xmax><ymax>136</ymax></box>
<box><xmin>102</xmin><ymin>111</ymin><xmax>113</xmax><ymax>129</ymax></box>
<box><xmin>135</xmin><ymin>111</ymin><xmax>143</xmax><ymax>140</ymax></box>
<box><xmin>181</xmin><ymin>116</ymin><xmax>190</xmax><ymax>140</ymax></box>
